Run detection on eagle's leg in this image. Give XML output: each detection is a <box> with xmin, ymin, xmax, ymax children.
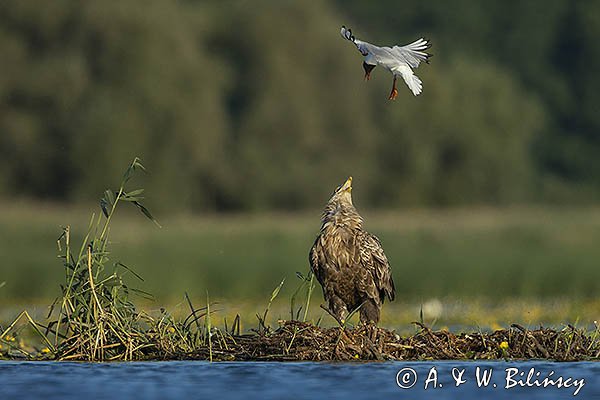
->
<box><xmin>327</xmin><ymin>296</ymin><xmax>349</xmax><ymax>325</ymax></box>
<box><xmin>388</xmin><ymin>75</ymin><xmax>398</xmax><ymax>100</ymax></box>
<box><xmin>359</xmin><ymin>299</ymin><xmax>380</xmax><ymax>325</ymax></box>
<box><xmin>363</xmin><ymin>62</ymin><xmax>376</xmax><ymax>81</ymax></box>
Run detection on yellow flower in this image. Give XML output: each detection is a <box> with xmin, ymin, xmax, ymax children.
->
<box><xmin>41</xmin><ymin>347</ymin><xmax>51</xmax><ymax>354</ymax></box>
<box><xmin>354</xmin><ymin>354</ymin><xmax>359</xmax><ymax>359</ymax></box>
<box><xmin>168</xmin><ymin>327</ymin><xmax>176</xmax><ymax>334</ymax></box>
<box><xmin>4</xmin><ymin>335</ymin><xmax>15</xmax><ymax>342</ymax></box>
<box><xmin>0</xmin><ymin>343</ymin><xmax>3</xmax><ymax>350</ymax></box>
<box><xmin>499</xmin><ymin>341</ymin><xmax>509</xmax><ymax>350</ymax></box>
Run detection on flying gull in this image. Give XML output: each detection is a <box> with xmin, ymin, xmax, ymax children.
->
<box><xmin>340</xmin><ymin>26</ymin><xmax>432</xmax><ymax>99</ymax></box>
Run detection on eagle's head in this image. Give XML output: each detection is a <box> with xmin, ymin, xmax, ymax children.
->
<box><xmin>321</xmin><ymin>177</ymin><xmax>363</xmax><ymax>229</ymax></box>
<box><xmin>330</xmin><ymin>176</ymin><xmax>353</xmax><ymax>205</ymax></box>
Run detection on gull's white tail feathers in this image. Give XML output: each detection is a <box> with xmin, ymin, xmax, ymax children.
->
<box><xmin>395</xmin><ymin>65</ymin><xmax>423</xmax><ymax>96</ymax></box>
<box><xmin>405</xmin><ymin>74</ymin><xmax>423</xmax><ymax>96</ymax></box>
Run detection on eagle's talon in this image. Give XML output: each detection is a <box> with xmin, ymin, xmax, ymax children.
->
<box><xmin>388</xmin><ymin>88</ymin><xmax>398</xmax><ymax>100</ymax></box>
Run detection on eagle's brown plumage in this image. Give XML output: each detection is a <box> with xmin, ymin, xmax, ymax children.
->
<box><xmin>309</xmin><ymin>177</ymin><xmax>395</xmax><ymax>324</ymax></box>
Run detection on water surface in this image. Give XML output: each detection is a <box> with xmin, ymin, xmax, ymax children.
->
<box><xmin>0</xmin><ymin>360</ymin><xmax>597</xmax><ymax>399</ymax></box>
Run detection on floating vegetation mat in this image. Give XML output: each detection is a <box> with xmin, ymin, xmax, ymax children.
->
<box><xmin>170</xmin><ymin>320</ymin><xmax>600</xmax><ymax>362</ymax></box>
<box><xmin>2</xmin><ymin>319</ymin><xmax>600</xmax><ymax>362</ymax></box>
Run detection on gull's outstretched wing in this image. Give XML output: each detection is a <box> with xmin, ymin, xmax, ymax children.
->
<box><xmin>341</xmin><ymin>26</ymin><xmax>432</xmax><ymax>68</ymax></box>
<box><xmin>340</xmin><ymin>26</ymin><xmax>377</xmax><ymax>57</ymax></box>
<box><xmin>366</xmin><ymin>39</ymin><xmax>432</xmax><ymax>70</ymax></box>
<box><xmin>390</xmin><ymin>38</ymin><xmax>432</xmax><ymax>68</ymax></box>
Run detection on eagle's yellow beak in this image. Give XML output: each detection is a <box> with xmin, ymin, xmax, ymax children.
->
<box><xmin>341</xmin><ymin>176</ymin><xmax>352</xmax><ymax>192</ymax></box>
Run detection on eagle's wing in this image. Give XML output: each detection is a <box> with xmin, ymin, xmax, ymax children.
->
<box><xmin>360</xmin><ymin>232</ymin><xmax>395</xmax><ymax>302</ymax></box>
<box><xmin>309</xmin><ymin>239</ymin><xmax>321</xmax><ymax>282</ymax></box>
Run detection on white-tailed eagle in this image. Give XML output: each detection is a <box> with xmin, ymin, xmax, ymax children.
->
<box><xmin>309</xmin><ymin>177</ymin><xmax>395</xmax><ymax>324</ymax></box>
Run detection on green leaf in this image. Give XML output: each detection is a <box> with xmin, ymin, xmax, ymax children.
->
<box><xmin>132</xmin><ymin>157</ymin><xmax>146</xmax><ymax>172</ymax></box>
<box><xmin>121</xmin><ymin>188</ymin><xmax>145</xmax><ymax>202</ymax></box>
<box><xmin>104</xmin><ymin>190</ymin><xmax>115</xmax><ymax>206</ymax></box>
<box><xmin>125</xmin><ymin>189</ymin><xmax>145</xmax><ymax>198</ymax></box>
<box><xmin>115</xmin><ymin>261</ymin><xmax>144</xmax><ymax>281</ymax></box>
<box><xmin>121</xmin><ymin>196</ymin><xmax>144</xmax><ymax>202</ymax></box>
<box><xmin>132</xmin><ymin>201</ymin><xmax>161</xmax><ymax>227</ymax></box>
<box><xmin>123</xmin><ymin>166</ymin><xmax>134</xmax><ymax>183</ymax></box>
<box><xmin>98</xmin><ymin>274</ymin><xmax>121</xmax><ymax>288</ymax></box>
<box><xmin>129</xmin><ymin>287</ymin><xmax>155</xmax><ymax>300</ymax></box>
<box><xmin>100</xmin><ymin>198</ymin><xmax>110</xmax><ymax>218</ymax></box>
<box><xmin>123</xmin><ymin>157</ymin><xmax>147</xmax><ymax>182</ymax></box>
<box><xmin>269</xmin><ymin>278</ymin><xmax>285</xmax><ymax>303</ymax></box>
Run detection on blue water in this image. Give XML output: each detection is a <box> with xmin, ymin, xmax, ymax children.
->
<box><xmin>0</xmin><ymin>360</ymin><xmax>597</xmax><ymax>399</ymax></box>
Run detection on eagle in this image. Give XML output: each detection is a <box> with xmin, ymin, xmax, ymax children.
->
<box><xmin>340</xmin><ymin>26</ymin><xmax>432</xmax><ymax>99</ymax></box>
<box><xmin>309</xmin><ymin>177</ymin><xmax>395</xmax><ymax>325</ymax></box>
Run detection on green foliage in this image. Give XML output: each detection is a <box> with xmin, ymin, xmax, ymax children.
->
<box><xmin>371</xmin><ymin>58</ymin><xmax>544</xmax><ymax>206</ymax></box>
<box><xmin>2</xmin><ymin>205</ymin><xmax>600</xmax><ymax>305</ymax></box>
<box><xmin>47</xmin><ymin>157</ymin><xmax>159</xmax><ymax>360</ymax></box>
<box><xmin>0</xmin><ymin>0</ymin><xmax>598</xmax><ymax>210</ymax></box>
<box><xmin>0</xmin><ymin>160</ymin><xmax>230</xmax><ymax>361</ymax></box>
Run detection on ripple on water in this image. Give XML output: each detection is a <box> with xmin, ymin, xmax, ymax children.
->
<box><xmin>0</xmin><ymin>360</ymin><xmax>597</xmax><ymax>400</ymax></box>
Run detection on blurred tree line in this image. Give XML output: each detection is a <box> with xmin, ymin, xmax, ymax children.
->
<box><xmin>0</xmin><ymin>0</ymin><xmax>598</xmax><ymax>212</ymax></box>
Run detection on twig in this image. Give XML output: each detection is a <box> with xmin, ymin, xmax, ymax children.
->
<box><xmin>319</xmin><ymin>304</ymin><xmax>344</xmax><ymax>327</ymax></box>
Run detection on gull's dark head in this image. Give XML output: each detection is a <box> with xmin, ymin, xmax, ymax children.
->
<box><xmin>363</xmin><ymin>62</ymin><xmax>376</xmax><ymax>81</ymax></box>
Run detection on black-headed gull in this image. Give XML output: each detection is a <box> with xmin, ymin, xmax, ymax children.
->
<box><xmin>341</xmin><ymin>26</ymin><xmax>432</xmax><ymax>99</ymax></box>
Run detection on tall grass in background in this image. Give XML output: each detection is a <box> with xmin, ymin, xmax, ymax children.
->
<box><xmin>0</xmin><ymin>158</ymin><xmax>318</xmax><ymax>360</ymax></box>
<box><xmin>2</xmin><ymin>159</ymin><xmax>209</xmax><ymax>360</ymax></box>
<box><xmin>3</xmin><ymin>206</ymin><xmax>600</xmax><ymax>305</ymax></box>
<box><xmin>47</xmin><ymin>158</ymin><xmax>160</xmax><ymax>360</ymax></box>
